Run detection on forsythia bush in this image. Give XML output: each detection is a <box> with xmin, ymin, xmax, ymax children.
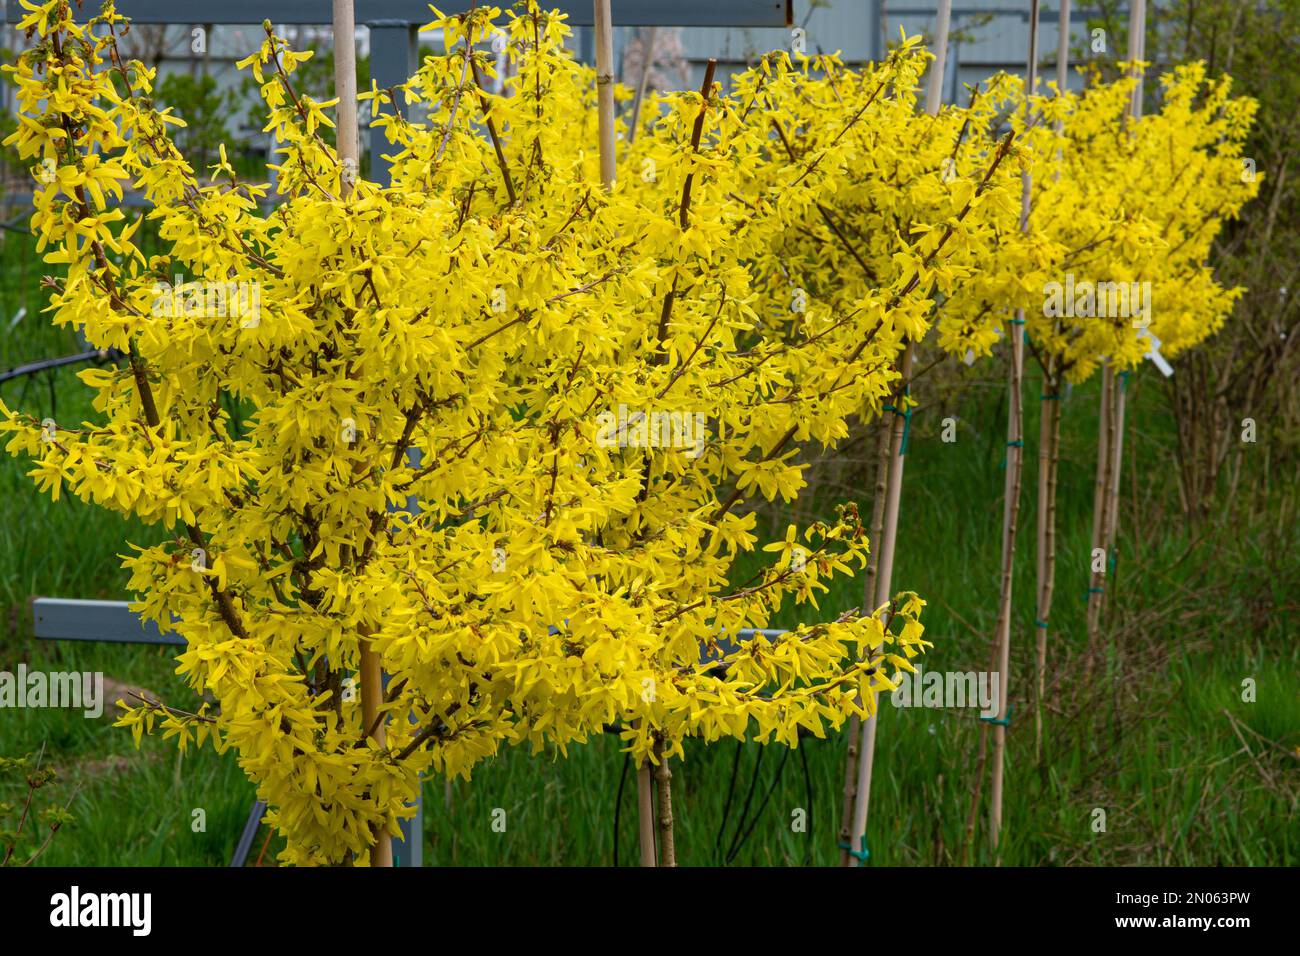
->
<box><xmin>1014</xmin><ymin>65</ymin><xmax>1258</xmax><ymax>382</ymax></box>
<box><xmin>1</xmin><ymin>1</ymin><xmax>954</xmax><ymax>864</ymax></box>
<box><xmin>626</xmin><ymin>41</ymin><xmax>1029</xmax><ymax>378</ymax></box>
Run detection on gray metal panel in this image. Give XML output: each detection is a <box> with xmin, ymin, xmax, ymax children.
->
<box><xmin>8</xmin><ymin>1</ymin><xmax>791</xmax><ymax>26</ymax></box>
<box><xmin>680</xmin><ymin>2</ymin><xmax>1100</xmax><ymax>99</ymax></box>
<box><xmin>368</xmin><ymin>23</ymin><xmax>418</xmax><ymax>188</ymax></box>
<box><xmin>32</xmin><ymin>597</ymin><xmax>185</xmax><ymax>646</ymax></box>
<box><xmin>229</xmin><ymin>800</ymin><xmax>268</xmax><ymax>866</ymax></box>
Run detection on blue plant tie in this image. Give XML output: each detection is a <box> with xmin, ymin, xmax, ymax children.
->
<box><xmin>838</xmin><ymin>835</ymin><xmax>870</xmax><ymax>863</ymax></box>
<box><xmin>1086</xmin><ymin>586</ymin><xmax>1104</xmax><ymax>597</ymax></box>
<box><xmin>1034</xmin><ymin>619</ymin><xmax>1049</xmax><ymax>629</ymax></box>
<box><xmin>1040</xmin><ymin>393</ymin><xmax>1061</xmax><ymax>401</ymax></box>
<box><xmin>882</xmin><ymin>401</ymin><xmax>913</xmax><ymax>457</ymax></box>
<box><xmin>980</xmin><ymin>703</ymin><xmax>1014</xmax><ymax>727</ymax></box>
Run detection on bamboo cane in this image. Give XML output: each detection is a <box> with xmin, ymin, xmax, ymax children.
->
<box><xmin>333</xmin><ymin>0</ymin><xmax>359</xmax><ymax>202</ymax></box>
<box><xmin>1102</xmin><ymin>0</ymin><xmax>1145</xmax><ymax>603</ymax></box>
<box><xmin>1033</xmin><ymin>368</ymin><xmax>1061</xmax><ymax>762</ymax></box>
<box><xmin>988</xmin><ymin>0</ymin><xmax>1040</xmax><ymax>855</ymax></box>
<box><xmin>1085</xmin><ymin>362</ymin><xmax>1113</xmax><ymax>670</ymax></box>
<box><xmin>1087</xmin><ymin>0</ymin><xmax>1146</xmax><ymax>754</ymax></box>
<box><xmin>838</xmin><ymin>418</ymin><xmax>892</xmax><ymax>866</ymax></box>
<box><xmin>1033</xmin><ymin>0</ymin><xmax>1071</xmax><ymax>764</ymax></box>
<box><xmin>333</xmin><ymin>0</ymin><xmax>392</xmax><ymax>868</ymax></box>
<box><xmin>591</xmin><ymin>0</ymin><xmax>658</xmax><ymax>867</ymax></box>
<box><xmin>848</xmin><ymin>396</ymin><xmax>909</xmax><ymax>866</ymax></box>
<box><xmin>594</xmin><ymin>0</ymin><xmax>617</xmax><ymax>188</ymax></box>
<box><xmin>1089</xmin><ymin>0</ymin><xmax>1145</xmax><ymax>674</ymax></box>
<box><xmin>637</xmin><ymin>761</ymin><xmax>657</xmax><ymax>866</ymax></box>
<box><xmin>844</xmin><ymin>0</ymin><xmax>951</xmax><ymax>866</ymax></box>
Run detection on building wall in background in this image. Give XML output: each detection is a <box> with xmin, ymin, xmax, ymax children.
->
<box><xmin>666</xmin><ymin>2</ymin><xmax>1098</xmax><ymax>97</ymax></box>
<box><xmin>1</xmin><ymin>2</ymin><xmax>1105</xmax><ymax>146</ymax></box>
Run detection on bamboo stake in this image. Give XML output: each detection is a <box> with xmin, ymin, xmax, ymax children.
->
<box><xmin>1033</xmin><ymin>0</ymin><xmax>1070</xmax><ymax>764</ymax></box>
<box><xmin>333</xmin><ymin>0</ymin><xmax>360</xmax><ymax>201</ymax></box>
<box><xmin>845</xmin><ymin>0</ymin><xmax>951</xmax><ymax>866</ymax></box>
<box><xmin>838</xmin><ymin>418</ymin><xmax>892</xmax><ymax>866</ymax></box>
<box><xmin>988</xmin><ymin>0</ymin><xmax>1040</xmax><ymax>855</ymax></box>
<box><xmin>637</xmin><ymin>762</ymin><xmax>657</xmax><ymax>866</ymax></box>
<box><xmin>1102</xmin><ymin>0</ymin><xmax>1145</xmax><ymax>602</ymax></box>
<box><xmin>1095</xmin><ymin>1</ymin><xmax>1145</xmax><ymax>734</ymax></box>
<box><xmin>591</xmin><ymin>0</ymin><xmax>656</xmax><ymax>867</ymax></box>
<box><xmin>593</xmin><ymin>0</ymin><xmax>617</xmax><ymax>188</ymax></box>
<box><xmin>1085</xmin><ymin>362</ymin><xmax>1114</xmax><ymax>669</ymax></box>
<box><xmin>849</xmin><ymin>348</ymin><xmax>913</xmax><ymax>866</ymax></box>
<box><xmin>1033</xmin><ymin>368</ymin><xmax>1061</xmax><ymax>762</ymax></box>
<box><xmin>333</xmin><ymin>0</ymin><xmax>391</xmax><ymax>868</ymax></box>
<box><xmin>1103</xmin><ymin>372</ymin><xmax>1128</xmax><ymax>600</ymax></box>
<box><xmin>1089</xmin><ymin>0</ymin><xmax>1145</xmax><ymax>673</ymax></box>
<box><xmin>923</xmin><ymin>0</ymin><xmax>952</xmax><ymax>118</ymax></box>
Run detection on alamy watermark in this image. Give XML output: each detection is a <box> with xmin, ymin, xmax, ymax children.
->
<box><xmin>0</xmin><ymin>666</ymin><xmax>103</xmax><ymax>718</ymax></box>
<box><xmin>1043</xmin><ymin>273</ymin><xmax>1151</xmax><ymax>327</ymax></box>
<box><xmin>596</xmin><ymin>404</ymin><xmax>708</xmax><ymax>459</ymax></box>
<box><xmin>150</xmin><ymin>274</ymin><xmax>262</xmax><ymax>328</ymax></box>
<box><xmin>890</xmin><ymin>665</ymin><xmax>999</xmax><ymax>718</ymax></box>
<box><xmin>50</xmin><ymin>886</ymin><xmax>151</xmax><ymax>936</ymax></box>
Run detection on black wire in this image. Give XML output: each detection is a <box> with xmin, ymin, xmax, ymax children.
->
<box><xmin>613</xmin><ymin>749</ymin><xmax>630</xmax><ymax>867</ymax></box>
<box><xmin>715</xmin><ymin>738</ymin><xmax>743</xmax><ymax>861</ymax></box>
<box><xmin>726</xmin><ymin>744</ymin><xmax>789</xmax><ymax>864</ymax></box>
<box><xmin>799</xmin><ymin>740</ymin><xmax>814</xmax><ymax>866</ymax></box>
<box><xmin>17</xmin><ymin>366</ymin><xmax>32</xmax><ymax>408</ymax></box>
<box><xmin>0</xmin><ymin>348</ymin><xmax>123</xmax><ymax>385</ymax></box>
<box><xmin>723</xmin><ymin>743</ymin><xmax>764</xmax><ymax>860</ymax></box>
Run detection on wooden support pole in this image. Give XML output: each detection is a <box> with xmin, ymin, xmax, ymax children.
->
<box><xmin>988</xmin><ymin>0</ymin><xmax>1039</xmax><ymax>855</ymax></box>
<box><xmin>838</xmin><ymin>418</ymin><xmax>892</xmax><ymax>865</ymax></box>
<box><xmin>1104</xmin><ymin>0</ymin><xmax>1145</xmax><ymax>580</ymax></box>
<box><xmin>333</xmin><ymin>0</ymin><xmax>360</xmax><ymax>200</ymax></box>
<box><xmin>1090</xmin><ymin>0</ymin><xmax>1145</xmax><ymax>674</ymax></box>
<box><xmin>594</xmin><ymin>0</ymin><xmax>617</xmax><ymax>188</ymax></box>
<box><xmin>637</xmin><ymin>762</ymin><xmax>657</xmax><ymax>866</ymax></box>
<box><xmin>590</xmin><ymin>0</ymin><xmax>658</xmax><ymax>867</ymax></box>
<box><xmin>1085</xmin><ymin>362</ymin><xmax>1115</xmax><ymax>671</ymax></box>
<box><xmin>844</xmin><ymin>0</ymin><xmax>951</xmax><ymax>866</ymax></box>
<box><xmin>1033</xmin><ymin>0</ymin><xmax>1070</xmax><ymax>765</ymax></box>
<box><xmin>1092</xmin><ymin>0</ymin><xmax>1146</xmax><ymax>723</ymax></box>
<box><xmin>333</xmin><ymin>0</ymin><xmax>391</xmax><ymax>868</ymax></box>
<box><xmin>1033</xmin><ymin>362</ymin><xmax>1061</xmax><ymax>762</ymax></box>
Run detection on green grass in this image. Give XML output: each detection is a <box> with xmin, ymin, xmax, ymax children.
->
<box><xmin>1</xmin><ymin>222</ymin><xmax>1295</xmax><ymax>866</ymax></box>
